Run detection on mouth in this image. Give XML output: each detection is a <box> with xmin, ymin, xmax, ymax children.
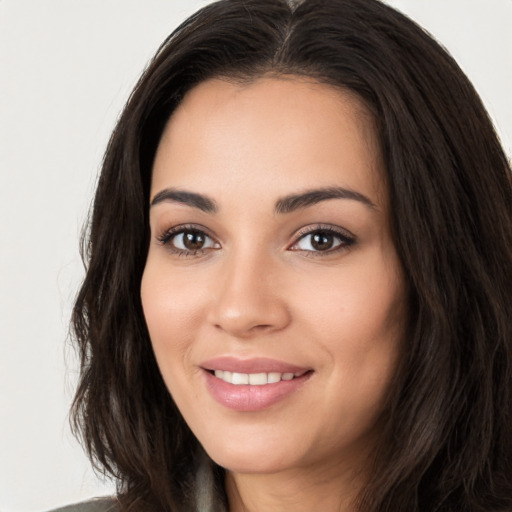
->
<box><xmin>208</xmin><ymin>369</ymin><xmax>310</xmax><ymax>385</ymax></box>
<box><xmin>200</xmin><ymin>357</ymin><xmax>313</xmax><ymax>411</ymax></box>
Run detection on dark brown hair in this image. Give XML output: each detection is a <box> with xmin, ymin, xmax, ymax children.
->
<box><xmin>71</xmin><ymin>0</ymin><xmax>512</xmax><ymax>510</ymax></box>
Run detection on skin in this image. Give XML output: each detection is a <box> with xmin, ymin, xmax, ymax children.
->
<box><xmin>141</xmin><ymin>77</ymin><xmax>407</xmax><ymax>512</ymax></box>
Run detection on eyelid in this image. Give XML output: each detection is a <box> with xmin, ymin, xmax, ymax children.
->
<box><xmin>156</xmin><ymin>223</ymin><xmax>220</xmax><ymax>256</ymax></box>
<box><xmin>288</xmin><ymin>224</ymin><xmax>356</xmax><ymax>254</ymax></box>
<box><xmin>156</xmin><ymin>223</ymin><xmax>214</xmax><ymax>242</ymax></box>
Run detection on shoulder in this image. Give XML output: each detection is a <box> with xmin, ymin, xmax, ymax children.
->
<box><xmin>46</xmin><ymin>498</ymin><xmax>118</xmax><ymax>512</ymax></box>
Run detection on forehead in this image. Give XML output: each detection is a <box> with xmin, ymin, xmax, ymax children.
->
<box><xmin>151</xmin><ymin>76</ymin><xmax>386</xmax><ymax>210</ymax></box>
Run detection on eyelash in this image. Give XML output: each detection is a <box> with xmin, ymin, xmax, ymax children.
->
<box><xmin>156</xmin><ymin>224</ymin><xmax>218</xmax><ymax>257</ymax></box>
<box><xmin>156</xmin><ymin>224</ymin><xmax>355</xmax><ymax>258</ymax></box>
<box><xmin>289</xmin><ymin>224</ymin><xmax>356</xmax><ymax>257</ymax></box>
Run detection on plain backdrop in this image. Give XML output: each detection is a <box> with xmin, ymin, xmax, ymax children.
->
<box><xmin>0</xmin><ymin>1</ymin><xmax>511</xmax><ymax>511</ymax></box>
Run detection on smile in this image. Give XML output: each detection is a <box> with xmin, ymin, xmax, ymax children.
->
<box><xmin>212</xmin><ymin>370</ymin><xmax>307</xmax><ymax>385</ymax></box>
<box><xmin>200</xmin><ymin>357</ymin><xmax>313</xmax><ymax>411</ymax></box>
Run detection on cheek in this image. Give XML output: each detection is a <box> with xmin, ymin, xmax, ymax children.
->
<box><xmin>142</xmin><ymin>256</ymin><xmax>206</xmax><ymax>327</ymax></box>
<box><xmin>293</xmin><ymin>253</ymin><xmax>405</xmax><ymax>346</ymax></box>
<box><xmin>140</xmin><ymin>261</ymin><xmax>206</xmax><ymax>377</ymax></box>
<box><xmin>292</xmin><ymin>250</ymin><xmax>405</xmax><ymax>401</ymax></box>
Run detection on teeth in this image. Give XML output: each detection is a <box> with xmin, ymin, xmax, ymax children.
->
<box><xmin>267</xmin><ymin>372</ymin><xmax>281</xmax><ymax>384</ymax></box>
<box><xmin>249</xmin><ymin>373</ymin><xmax>267</xmax><ymax>385</ymax></box>
<box><xmin>213</xmin><ymin>370</ymin><xmax>304</xmax><ymax>385</ymax></box>
<box><xmin>232</xmin><ymin>372</ymin><xmax>249</xmax><ymax>385</ymax></box>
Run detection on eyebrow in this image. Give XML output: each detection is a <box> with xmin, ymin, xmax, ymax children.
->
<box><xmin>150</xmin><ymin>188</ymin><xmax>218</xmax><ymax>213</ymax></box>
<box><xmin>274</xmin><ymin>186</ymin><xmax>377</xmax><ymax>214</ymax></box>
<box><xmin>150</xmin><ymin>185</ymin><xmax>376</xmax><ymax>215</ymax></box>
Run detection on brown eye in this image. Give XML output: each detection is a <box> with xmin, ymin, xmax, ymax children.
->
<box><xmin>310</xmin><ymin>232</ymin><xmax>335</xmax><ymax>251</ymax></box>
<box><xmin>167</xmin><ymin>229</ymin><xmax>219</xmax><ymax>253</ymax></box>
<box><xmin>182</xmin><ymin>231</ymin><xmax>206</xmax><ymax>250</ymax></box>
<box><xmin>290</xmin><ymin>227</ymin><xmax>355</xmax><ymax>254</ymax></box>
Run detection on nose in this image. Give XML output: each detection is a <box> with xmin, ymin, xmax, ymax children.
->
<box><xmin>207</xmin><ymin>250</ymin><xmax>291</xmax><ymax>338</ymax></box>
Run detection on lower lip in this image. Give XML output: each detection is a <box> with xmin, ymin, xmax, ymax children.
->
<box><xmin>203</xmin><ymin>370</ymin><xmax>312</xmax><ymax>412</ymax></box>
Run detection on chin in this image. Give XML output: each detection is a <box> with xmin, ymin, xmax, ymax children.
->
<box><xmin>203</xmin><ymin>437</ymin><xmax>296</xmax><ymax>475</ymax></box>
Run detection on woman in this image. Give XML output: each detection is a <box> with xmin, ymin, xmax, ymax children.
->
<box><xmin>63</xmin><ymin>0</ymin><xmax>512</xmax><ymax>510</ymax></box>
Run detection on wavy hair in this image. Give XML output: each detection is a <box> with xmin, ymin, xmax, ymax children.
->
<box><xmin>71</xmin><ymin>0</ymin><xmax>512</xmax><ymax>510</ymax></box>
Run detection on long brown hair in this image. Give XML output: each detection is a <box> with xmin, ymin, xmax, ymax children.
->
<box><xmin>71</xmin><ymin>0</ymin><xmax>512</xmax><ymax>510</ymax></box>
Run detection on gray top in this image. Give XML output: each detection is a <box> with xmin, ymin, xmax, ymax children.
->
<box><xmin>46</xmin><ymin>498</ymin><xmax>117</xmax><ymax>512</ymax></box>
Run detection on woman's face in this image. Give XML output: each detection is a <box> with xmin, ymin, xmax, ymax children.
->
<box><xmin>141</xmin><ymin>77</ymin><xmax>406</xmax><ymax>478</ymax></box>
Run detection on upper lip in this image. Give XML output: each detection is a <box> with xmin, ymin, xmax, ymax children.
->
<box><xmin>200</xmin><ymin>356</ymin><xmax>311</xmax><ymax>374</ymax></box>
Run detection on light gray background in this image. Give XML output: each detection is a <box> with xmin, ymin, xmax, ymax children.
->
<box><xmin>1</xmin><ymin>1</ymin><xmax>511</xmax><ymax>511</ymax></box>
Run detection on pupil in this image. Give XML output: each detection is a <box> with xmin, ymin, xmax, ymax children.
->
<box><xmin>311</xmin><ymin>232</ymin><xmax>333</xmax><ymax>251</ymax></box>
<box><xmin>184</xmin><ymin>231</ymin><xmax>205</xmax><ymax>250</ymax></box>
